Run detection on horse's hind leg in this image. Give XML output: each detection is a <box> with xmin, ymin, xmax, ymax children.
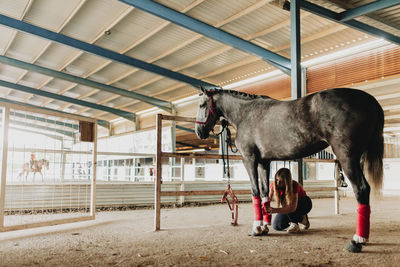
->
<box><xmin>339</xmin><ymin>156</ymin><xmax>371</xmax><ymax>253</ymax></box>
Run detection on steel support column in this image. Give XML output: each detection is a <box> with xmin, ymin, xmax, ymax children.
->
<box><xmin>291</xmin><ymin>0</ymin><xmax>303</xmax><ymax>185</ymax></box>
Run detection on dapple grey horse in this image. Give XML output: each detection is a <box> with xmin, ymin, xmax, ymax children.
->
<box><xmin>195</xmin><ymin>86</ymin><xmax>383</xmax><ymax>253</ymax></box>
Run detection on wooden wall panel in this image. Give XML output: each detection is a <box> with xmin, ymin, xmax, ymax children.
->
<box><xmin>237</xmin><ymin>75</ymin><xmax>291</xmax><ymax>99</ymax></box>
<box><xmin>237</xmin><ymin>44</ymin><xmax>400</xmax><ymax>98</ymax></box>
<box><xmin>308</xmin><ymin>44</ymin><xmax>400</xmax><ymax>94</ymax></box>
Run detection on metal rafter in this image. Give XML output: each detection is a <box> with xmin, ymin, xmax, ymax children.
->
<box><xmin>119</xmin><ymin>0</ymin><xmax>291</xmax><ymax>74</ymax></box>
<box><xmin>339</xmin><ymin>0</ymin><xmax>400</xmax><ymax>21</ymax></box>
<box><xmin>0</xmin><ymin>79</ymin><xmax>136</xmax><ymax>121</ymax></box>
<box><xmin>90</xmin><ymin>14</ymin><xmax>338</xmax><ymax>117</ymax></box>
<box><xmin>147</xmin><ymin>24</ymin><xmax>351</xmax><ymax>98</ymax></box>
<box><xmin>0</xmin><ymin>55</ymin><xmax>172</xmax><ymax>111</ymax></box>
<box><xmin>94</xmin><ymin>18</ymin><xmax>351</xmax><ymax>116</ymax></box>
<box><xmin>18</xmin><ymin>0</ymin><xmax>88</xmax><ymax>101</ymax></box>
<box><xmin>0</xmin><ymin>96</ymin><xmax>109</xmax><ymax>128</ymax></box>
<box><xmin>299</xmin><ymin>0</ymin><xmax>400</xmax><ymax>46</ymax></box>
<box><xmin>59</xmin><ymin>0</ymin><xmax>207</xmax><ymax>113</ymax></box>
<box><xmin>95</xmin><ymin>13</ymin><xmax>311</xmax><ymax>108</ymax></box>
<box><xmin>0</xmin><ymin>13</ymin><xmax>216</xmax><ymax>89</ymax></box>
<box><xmin>75</xmin><ymin>0</ymin><xmax>278</xmax><ymax>115</ymax></box>
<box><xmin>3</xmin><ymin>0</ymin><xmax>35</xmax><ymax>96</ymax></box>
<box><xmin>41</xmin><ymin>4</ymin><xmax>134</xmax><ymax>107</ymax></box>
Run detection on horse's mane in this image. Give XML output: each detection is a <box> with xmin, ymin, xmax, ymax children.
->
<box><xmin>208</xmin><ymin>88</ymin><xmax>271</xmax><ymax>100</ymax></box>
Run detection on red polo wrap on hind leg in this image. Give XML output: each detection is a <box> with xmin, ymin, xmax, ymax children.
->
<box><xmin>356</xmin><ymin>204</ymin><xmax>371</xmax><ymax>239</ymax></box>
<box><xmin>252</xmin><ymin>196</ymin><xmax>262</xmax><ymax>221</ymax></box>
<box><xmin>262</xmin><ymin>201</ymin><xmax>272</xmax><ymax>223</ymax></box>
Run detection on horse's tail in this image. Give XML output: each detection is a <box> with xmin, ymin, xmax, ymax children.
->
<box><xmin>364</xmin><ymin>103</ymin><xmax>384</xmax><ymax>194</ymax></box>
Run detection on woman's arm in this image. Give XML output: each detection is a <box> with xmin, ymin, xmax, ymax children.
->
<box><xmin>269</xmin><ymin>193</ymin><xmax>298</xmax><ymax>214</ymax></box>
<box><xmin>268</xmin><ymin>185</ymin><xmax>274</xmax><ymax>201</ymax></box>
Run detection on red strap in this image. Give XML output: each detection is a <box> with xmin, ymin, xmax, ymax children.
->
<box><xmin>221</xmin><ymin>184</ymin><xmax>238</xmax><ymax>226</ymax></box>
<box><xmin>195</xmin><ymin>96</ymin><xmax>216</xmax><ymax>125</ymax></box>
<box><xmin>356</xmin><ymin>204</ymin><xmax>371</xmax><ymax>238</ymax></box>
<box><xmin>262</xmin><ymin>201</ymin><xmax>272</xmax><ymax>223</ymax></box>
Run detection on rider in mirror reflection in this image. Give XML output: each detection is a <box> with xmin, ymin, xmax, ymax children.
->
<box><xmin>266</xmin><ymin>168</ymin><xmax>312</xmax><ymax>233</ymax></box>
<box><xmin>29</xmin><ymin>153</ymin><xmax>36</xmax><ymax>170</ymax></box>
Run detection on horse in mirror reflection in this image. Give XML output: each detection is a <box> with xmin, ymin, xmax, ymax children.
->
<box><xmin>19</xmin><ymin>159</ymin><xmax>50</xmax><ymax>182</ymax></box>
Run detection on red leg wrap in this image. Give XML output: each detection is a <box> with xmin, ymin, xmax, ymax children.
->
<box><xmin>262</xmin><ymin>201</ymin><xmax>272</xmax><ymax>223</ymax></box>
<box><xmin>356</xmin><ymin>204</ymin><xmax>371</xmax><ymax>239</ymax></box>
<box><xmin>252</xmin><ymin>196</ymin><xmax>262</xmax><ymax>221</ymax></box>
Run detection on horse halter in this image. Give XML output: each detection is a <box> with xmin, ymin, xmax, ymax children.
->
<box><xmin>195</xmin><ymin>95</ymin><xmax>216</xmax><ymax>126</ymax></box>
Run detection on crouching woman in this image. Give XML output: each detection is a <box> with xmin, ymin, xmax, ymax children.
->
<box><xmin>266</xmin><ymin>168</ymin><xmax>312</xmax><ymax>232</ymax></box>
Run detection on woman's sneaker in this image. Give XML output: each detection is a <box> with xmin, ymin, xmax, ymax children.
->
<box><xmin>286</xmin><ymin>222</ymin><xmax>300</xmax><ymax>233</ymax></box>
<box><xmin>300</xmin><ymin>214</ymin><xmax>310</xmax><ymax>230</ymax></box>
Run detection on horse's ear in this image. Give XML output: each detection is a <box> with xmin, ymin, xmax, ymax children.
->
<box><xmin>200</xmin><ymin>85</ymin><xmax>207</xmax><ymax>94</ymax></box>
<box><xmin>200</xmin><ymin>85</ymin><xmax>213</xmax><ymax>97</ymax></box>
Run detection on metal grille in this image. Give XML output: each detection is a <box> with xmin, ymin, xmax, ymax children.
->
<box><xmin>0</xmin><ymin>104</ymin><xmax>96</xmax><ymax>231</ymax></box>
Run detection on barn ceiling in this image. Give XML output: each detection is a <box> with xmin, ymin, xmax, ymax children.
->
<box><xmin>0</xmin><ymin>0</ymin><xmax>399</xmax><ymax>149</ymax></box>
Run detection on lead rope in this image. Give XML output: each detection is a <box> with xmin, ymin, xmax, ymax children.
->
<box><xmin>217</xmin><ymin>120</ymin><xmax>239</xmax><ymax>226</ymax></box>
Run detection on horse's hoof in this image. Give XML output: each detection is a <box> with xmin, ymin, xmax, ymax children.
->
<box><xmin>248</xmin><ymin>226</ymin><xmax>263</xmax><ymax>236</ymax></box>
<box><xmin>261</xmin><ymin>225</ymin><xmax>269</xmax><ymax>235</ymax></box>
<box><xmin>345</xmin><ymin>240</ymin><xmax>362</xmax><ymax>253</ymax></box>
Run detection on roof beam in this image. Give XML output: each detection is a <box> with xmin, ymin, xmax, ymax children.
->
<box><xmin>0</xmin><ymin>79</ymin><xmax>136</xmax><ymax>122</ymax></box>
<box><xmin>119</xmin><ymin>0</ymin><xmax>291</xmax><ymax>75</ymax></box>
<box><xmin>0</xmin><ymin>97</ymin><xmax>109</xmax><ymax>128</ymax></box>
<box><xmin>339</xmin><ymin>0</ymin><xmax>400</xmax><ymax>21</ymax></box>
<box><xmin>3</xmin><ymin>119</ymin><xmax>74</xmax><ymax>137</ymax></box>
<box><xmin>10</xmin><ymin>111</ymin><xmax>78</xmax><ymax>130</ymax></box>
<box><xmin>0</xmin><ymin>55</ymin><xmax>172</xmax><ymax>112</ymax></box>
<box><xmin>299</xmin><ymin>0</ymin><xmax>400</xmax><ymax>46</ymax></box>
<box><xmin>0</xmin><ymin>13</ymin><xmax>216</xmax><ymax>90</ymax></box>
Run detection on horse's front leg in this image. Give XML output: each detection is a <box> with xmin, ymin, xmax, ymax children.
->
<box><xmin>259</xmin><ymin>160</ymin><xmax>271</xmax><ymax>233</ymax></box>
<box><xmin>241</xmin><ymin>153</ymin><xmax>264</xmax><ymax>236</ymax></box>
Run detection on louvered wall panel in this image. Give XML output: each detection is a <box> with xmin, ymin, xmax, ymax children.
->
<box><xmin>238</xmin><ymin>44</ymin><xmax>400</xmax><ymax>99</ymax></box>
<box><xmin>238</xmin><ymin>74</ymin><xmax>291</xmax><ymax>99</ymax></box>
<box><xmin>307</xmin><ymin>44</ymin><xmax>400</xmax><ymax>94</ymax></box>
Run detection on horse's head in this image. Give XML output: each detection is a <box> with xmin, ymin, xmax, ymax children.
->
<box><xmin>40</xmin><ymin>159</ymin><xmax>50</xmax><ymax>170</ymax></box>
<box><xmin>195</xmin><ymin>86</ymin><xmax>220</xmax><ymax>139</ymax></box>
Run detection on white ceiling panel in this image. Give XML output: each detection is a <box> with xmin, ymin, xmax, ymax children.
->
<box><xmin>89</xmin><ymin>62</ymin><xmax>133</xmax><ymax>85</ymax></box>
<box><xmin>23</xmin><ymin>0</ymin><xmax>83</xmax><ymax>31</ymax></box>
<box><xmin>0</xmin><ymin>0</ymin><xmax>31</xmax><ymax>19</ymax></box>
<box><xmin>64</xmin><ymin>53</ymin><xmax>108</xmax><ymax>77</ymax></box>
<box><xmin>0</xmin><ymin>26</ymin><xmax>16</xmax><ymax>55</ymax></box>
<box><xmin>0</xmin><ymin>64</ymin><xmax>25</xmax><ymax>82</ymax></box>
<box><xmin>94</xmin><ymin>8</ymin><xmax>164</xmax><ymax>53</ymax></box>
<box><xmin>60</xmin><ymin>0</ymin><xmax>129</xmax><ymax>43</ymax></box>
<box><xmin>35</xmin><ymin>43</ymin><xmax>80</xmax><ymax>70</ymax></box>
<box><xmin>5</xmin><ymin>32</ymin><xmax>50</xmax><ymax>62</ymax></box>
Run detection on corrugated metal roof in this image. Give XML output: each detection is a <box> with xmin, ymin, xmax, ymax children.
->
<box><xmin>0</xmin><ymin>0</ymin><xmax>398</xmax><ymax>134</ymax></box>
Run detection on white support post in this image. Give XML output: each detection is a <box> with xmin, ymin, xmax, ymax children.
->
<box><xmin>334</xmin><ymin>175</ymin><xmax>339</xmax><ymax>215</ymax></box>
<box><xmin>170</xmin><ymin>106</ymin><xmax>176</xmax><ymax>180</ymax></box>
<box><xmin>179</xmin><ymin>158</ymin><xmax>185</xmax><ymax>205</ymax></box>
<box><xmin>0</xmin><ymin>107</ymin><xmax>10</xmax><ymax>229</ymax></box>
<box><xmin>90</xmin><ymin>121</ymin><xmax>98</xmax><ymax>218</ymax></box>
<box><xmin>154</xmin><ymin>114</ymin><xmax>162</xmax><ymax>231</ymax></box>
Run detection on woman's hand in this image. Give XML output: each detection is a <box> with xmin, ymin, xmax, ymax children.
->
<box><xmin>266</xmin><ymin>206</ymin><xmax>276</xmax><ymax>214</ymax></box>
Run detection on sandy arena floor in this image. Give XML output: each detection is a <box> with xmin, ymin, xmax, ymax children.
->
<box><xmin>0</xmin><ymin>196</ymin><xmax>399</xmax><ymax>266</ymax></box>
